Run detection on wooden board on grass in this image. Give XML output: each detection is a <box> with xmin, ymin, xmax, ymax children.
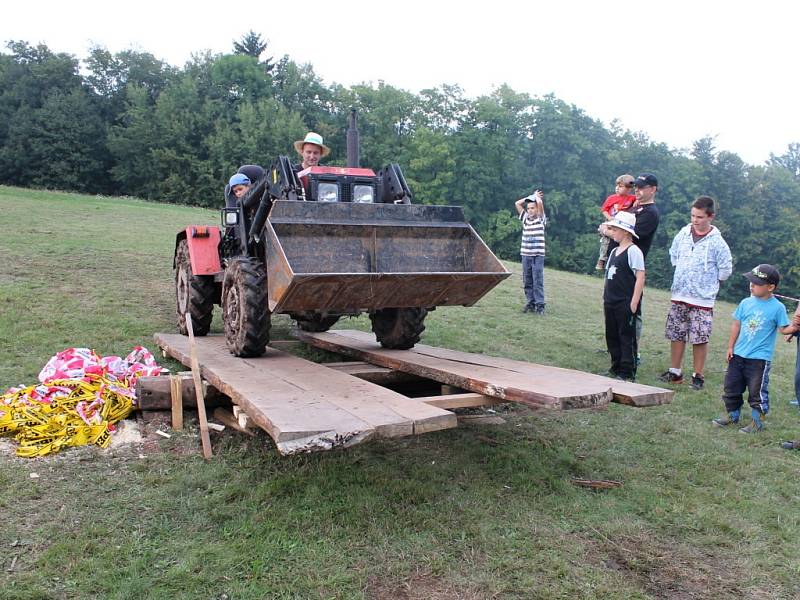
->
<box><xmin>295</xmin><ymin>330</ymin><xmax>673</xmax><ymax>408</ymax></box>
<box><xmin>154</xmin><ymin>333</ymin><xmax>457</xmax><ymax>455</ymax></box>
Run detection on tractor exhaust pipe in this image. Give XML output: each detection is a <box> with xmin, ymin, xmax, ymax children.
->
<box><xmin>346</xmin><ymin>107</ymin><xmax>359</xmax><ymax>168</ymax></box>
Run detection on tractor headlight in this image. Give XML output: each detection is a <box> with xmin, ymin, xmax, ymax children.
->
<box><xmin>353</xmin><ymin>185</ymin><xmax>374</xmax><ymax>203</ymax></box>
<box><xmin>222</xmin><ymin>209</ymin><xmax>239</xmax><ymax>226</ymax></box>
<box><xmin>318</xmin><ymin>182</ymin><xmax>339</xmax><ymax>202</ymax></box>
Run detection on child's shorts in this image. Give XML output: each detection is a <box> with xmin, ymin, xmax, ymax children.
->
<box><xmin>664</xmin><ymin>302</ymin><xmax>713</xmax><ymax>344</ymax></box>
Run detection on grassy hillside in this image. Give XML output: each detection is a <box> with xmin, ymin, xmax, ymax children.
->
<box><xmin>2</xmin><ymin>185</ymin><xmax>800</xmax><ymax>599</ymax></box>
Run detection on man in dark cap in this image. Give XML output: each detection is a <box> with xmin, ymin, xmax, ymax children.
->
<box><xmin>607</xmin><ymin>173</ymin><xmax>661</xmax><ymax>365</ymax></box>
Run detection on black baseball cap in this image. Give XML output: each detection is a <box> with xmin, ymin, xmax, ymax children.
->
<box><xmin>634</xmin><ymin>173</ymin><xmax>658</xmax><ymax>187</ymax></box>
<box><xmin>743</xmin><ymin>264</ymin><xmax>780</xmax><ymax>286</ymax></box>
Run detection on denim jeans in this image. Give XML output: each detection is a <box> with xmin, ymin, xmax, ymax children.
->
<box><xmin>522</xmin><ymin>255</ymin><xmax>545</xmax><ymax>308</ymax></box>
<box><xmin>723</xmin><ymin>354</ymin><xmax>771</xmax><ymax>415</ymax></box>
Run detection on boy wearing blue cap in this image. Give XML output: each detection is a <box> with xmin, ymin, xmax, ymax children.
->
<box><xmin>712</xmin><ymin>264</ymin><xmax>797</xmax><ymax>433</ymax></box>
<box><xmin>229</xmin><ymin>173</ymin><xmax>251</xmax><ymax>199</ymax></box>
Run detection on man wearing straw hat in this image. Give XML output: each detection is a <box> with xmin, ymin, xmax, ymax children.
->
<box><xmin>294</xmin><ymin>131</ymin><xmax>331</xmax><ymax>170</ymax></box>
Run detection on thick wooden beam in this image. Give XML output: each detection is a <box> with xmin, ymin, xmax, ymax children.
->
<box><xmin>213</xmin><ymin>408</ymin><xmax>256</xmax><ymax>436</ymax></box>
<box><xmin>323</xmin><ymin>361</ymin><xmax>427</xmax><ymax>385</ymax></box>
<box><xmin>136</xmin><ymin>373</ymin><xmax>227</xmax><ymax>410</ymax></box>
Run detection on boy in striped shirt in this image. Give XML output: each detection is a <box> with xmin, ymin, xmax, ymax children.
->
<box><xmin>514</xmin><ymin>190</ymin><xmax>547</xmax><ymax>314</ymax></box>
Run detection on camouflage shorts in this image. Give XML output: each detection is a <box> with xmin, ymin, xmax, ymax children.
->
<box><xmin>664</xmin><ymin>302</ymin><xmax>713</xmax><ymax>344</ymax></box>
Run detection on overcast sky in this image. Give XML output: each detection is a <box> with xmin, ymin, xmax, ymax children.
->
<box><xmin>3</xmin><ymin>0</ymin><xmax>798</xmax><ymax>166</ymax></box>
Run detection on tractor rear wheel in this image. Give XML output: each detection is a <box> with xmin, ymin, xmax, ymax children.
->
<box><xmin>369</xmin><ymin>307</ymin><xmax>427</xmax><ymax>349</ymax></box>
<box><xmin>292</xmin><ymin>312</ymin><xmax>340</xmax><ymax>332</ymax></box>
<box><xmin>222</xmin><ymin>257</ymin><xmax>270</xmax><ymax>357</ymax></box>
<box><xmin>175</xmin><ymin>238</ymin><xmax>216</xmax><ymax>336</ymax></box>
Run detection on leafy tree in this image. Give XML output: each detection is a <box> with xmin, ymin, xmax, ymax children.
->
<box><xmin>0</xmin><ymin>42</ymin><xmax>109</xmax><ymax>191</ymax></box>
<box><xmin>84</xmin><ymin>47</ymin><xmax>175</xmax><ymax>121</ymax></box>
<box><xmin>769</xmin><ymin>142</ymin><xmax>800</xmax><ymax>180</ymax></box>
<box><xmin>233</xmin><ymin>30</ymin><xmax>274</xmax><ymax>74</ymax></box>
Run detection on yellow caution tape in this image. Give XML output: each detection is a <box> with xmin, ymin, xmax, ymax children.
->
<box><xmin>0</xmin><ymin>375</ymin><xmax>136</xmax><ymax>458</ymax></box>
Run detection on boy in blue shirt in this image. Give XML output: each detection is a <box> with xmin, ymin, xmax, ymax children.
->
<box><xmin>712</xmin><ymin>264</ymin><xmax>796</xmax><ymax>433</ymax></box>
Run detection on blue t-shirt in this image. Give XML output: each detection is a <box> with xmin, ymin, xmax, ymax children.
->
<box><xmin>732</xmin><ymin>295</ymin><xmax>790</xmax><ymax>360</ymax></box>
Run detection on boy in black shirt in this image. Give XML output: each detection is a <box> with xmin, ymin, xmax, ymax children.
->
<box><xmin>603</xmin><ymin>211</ymin><xmax>646</xmax><ymax>381</ymax></box>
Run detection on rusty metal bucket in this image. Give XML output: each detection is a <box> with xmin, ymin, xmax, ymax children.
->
<box><xmin>263</xmin><ymin>201</ymin><xmax>510</xmax><ymax>313</ymax></box>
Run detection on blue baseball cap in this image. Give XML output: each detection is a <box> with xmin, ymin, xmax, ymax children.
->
<box><xmin>229</xmin><ymin>173</ymin><xmax>251</xmax><ymax>187</ymax></box>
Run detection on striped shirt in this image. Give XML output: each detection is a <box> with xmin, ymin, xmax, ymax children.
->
<box><xmin>519</xmin><ymin>213</ymin><xmax>546</xmax><ymax>256</ymax></box>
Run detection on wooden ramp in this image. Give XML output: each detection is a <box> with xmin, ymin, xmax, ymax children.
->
<box><xmin>154</xmin><ymin>333</ymin><xmax>457</xmax><ymax>455</ymax></box>
<box><xmin>295</xmin><ymin>330</ymin><xmax>673</xmax><ymax>408</ymax></box>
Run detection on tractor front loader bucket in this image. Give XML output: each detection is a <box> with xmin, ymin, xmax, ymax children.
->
<box><xmin>264</xmin><ymin>201</ymin><xmax>511</xmax><ymax>313</ymax></box>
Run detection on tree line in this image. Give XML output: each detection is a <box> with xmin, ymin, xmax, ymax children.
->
<box><xmin>2</xmin><ymin>33</ymin><xmax>799</xmax><ymax>302</ymax></box>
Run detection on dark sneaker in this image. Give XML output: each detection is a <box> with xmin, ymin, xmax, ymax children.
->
<box><xmin>534</xmin><ymin>305</ymin><xmax>545</xmax><ymax>315</ymax></box>
<box><xmin>522</xmin><ymin>305</ymin><xmax>532</xmax><ymax>313</ymax></box>
<box><xmin>739</xmin><ymin>419</ymin><xmax>764</xmax><ymax>434</ymax></box>
<box><xmin>690</xmin><ymin>373</ymin><xmax>705</xmax><ymax>391</ymax></box>
<box><xmin>781</xmin><ymin>440</ymin><xmax>800</xmax><ymax>450</ymax></box>
<box><xmin>659</xmin><ymin>370</ymin><xmax>684</xmax><ymax>384</ymax></box>
<box><xmin>712</xmin><ymin>413</ymin><xmax>740</xmax><ymax>427</ymax></box>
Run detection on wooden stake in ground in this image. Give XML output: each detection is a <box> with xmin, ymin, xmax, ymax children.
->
<box><xmin>170</xmin><ymin>375</ymin><xmax>183</xmax><ymax>430</ymax></box>
<box><xmin>185</xmin><ymin>314</ymin><xmax>213</xmax><ymax>459</ymax></box>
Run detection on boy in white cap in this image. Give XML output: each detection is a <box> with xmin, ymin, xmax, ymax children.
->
<box><xmin>712</xmin><ymin>264</ymin><xmax>796</xmax><ymax>433</ymax></box>
<box><xmin>602</xmin><ymin>211</ymin><xmax>646</xmax><ymax>381</ymax></box>
<box><xmin>294</xmin><ymin>131</ymin><xmax>331</xmax><ymax>170</ymax></box>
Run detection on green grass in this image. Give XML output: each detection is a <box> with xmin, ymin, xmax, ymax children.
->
<box><xmin>2</xmin><ymin>185</ymin><xmax>800</xmax><ymax>599</ymax></box>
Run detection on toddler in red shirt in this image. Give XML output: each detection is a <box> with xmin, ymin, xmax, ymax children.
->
<box><xmin>596</xmin><ymin>174</ymin><xmax>637</xmax><ymax>270</ymax></box>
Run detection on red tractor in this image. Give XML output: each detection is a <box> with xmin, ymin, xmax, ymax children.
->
<box><xmin>174</xmin><ymin>112</ymin><xmax>509</xmax><ymax>357</ymax></box>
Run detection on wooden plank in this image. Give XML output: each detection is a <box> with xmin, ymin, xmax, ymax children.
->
<box><xmin>155</xmin><ymin>334</ymin><xmax>375</xmax><ymax>448</ymax></box>
<box><xmin>136</xmin><ymin>373</ymin><xmax>227</xmax><ymax>410</ymax></box>
<box><xmin>153</xmin><ymin>333</ymin><xmax>456</xmax><ymax>454</ymax></box>
<box><xmin>170</xmin><ymin>375</ymin><xmax>183</xmax><ymax>430</ymax></box>
<box><xmin>295</xmin><ymin>330</ymin><xmax>614</xmax><ymax>409</ymax></box>
<box><xmin>413</xmin><ymin>393</ymin><xmax>505</xmax><ymax>410</ymax></box>
<box><xmin>401</xmin><ymin>339</ymin><xmax>673</xmax><ymax>407</ymax></box>
<box><xmin>296</xmin><ymin>330</ymin><xmax>672</xmax><ymax>408</ymax></box>
<box><xmin>186</xmin><ymin>315</ymin><xmax>212</xmax><ymax>460</ymax></box>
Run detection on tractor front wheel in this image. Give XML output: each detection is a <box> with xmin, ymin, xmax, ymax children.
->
<box><xmin>175</xmin><ymin>238</ymin><xmax>216</xmax><ymax>336</ymax></box>
<box><xmin>222</xmin><ymin>257</ymin><xmax>270</xmax><ymax>357</ymax></box>
<box><xmin>369</xmin><ymin>308</ymin><xmax>427</xmax><ymax>349</ymax></box>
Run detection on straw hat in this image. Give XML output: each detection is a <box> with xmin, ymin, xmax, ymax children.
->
<box><xmin>293</xmin><ymin>132</ymin><xmax>331</xmax><ymax>157</ymax></box>
<box><xmin>603</xmin><ymin>211</ymin><xmax>638</xmax><ymax>238</ymax></box>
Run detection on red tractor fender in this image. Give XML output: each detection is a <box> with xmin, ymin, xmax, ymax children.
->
<box><xmin>175</xmin><ymin>226</ymin><xmax>222</xmax><ymax>275</ymax></box>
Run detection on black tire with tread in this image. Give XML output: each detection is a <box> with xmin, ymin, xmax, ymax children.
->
<box><xmin>292</xmin><ymin>312</ymin><xmax>341</xmax><ymax>332</ymax></box>
<box><xmin>369</xmin><ymin>307</ymin><xmax>427</xmax><ymax>349</ymax></box>
<box><xmin>175</xmin><ymin>238</ymin><xmax>216</xmax><ymax>336</ymax></box>
<box><xmin>222</xmin><ymin>257</ymin><xmax>271</xmax><ymax>357</ymax></box>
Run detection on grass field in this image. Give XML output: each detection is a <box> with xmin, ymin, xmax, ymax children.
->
<box><xmin>2</xmin><ymin>185</ymin><xmax>800</xmax><ymax>599</ymax></box>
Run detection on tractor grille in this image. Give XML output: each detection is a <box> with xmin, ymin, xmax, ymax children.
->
<box><xmin>340</xmin><ymin>182</ymin><xmax>352</xmax><ymax>202</ymax></box>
